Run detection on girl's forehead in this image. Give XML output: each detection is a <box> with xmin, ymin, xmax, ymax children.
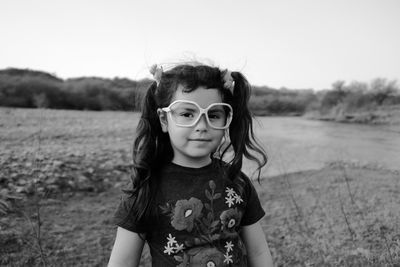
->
<box><xmin>172</xmin><ymin>85</ymin><xmax>223</xmax><ymax>108</ymax></box>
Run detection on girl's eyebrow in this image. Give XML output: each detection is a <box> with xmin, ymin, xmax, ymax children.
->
<box><xmin>174</xmin><ymin>102</ymin><xmax>196</xmax><ymax>107</ymax></box>
<box><xmin>176</xmin><ymin>106</ymin><xmax>197</xmax><ymax>112</ymax></box>
<box><xmin>208</xmin><ymin>107</ymin><xmax>224</xmax><ymax>112</ymax></box>
<box><xmin>208</xmin><ymin>104</ymin><xmax>225</xmax><ymax>110</ymax></box>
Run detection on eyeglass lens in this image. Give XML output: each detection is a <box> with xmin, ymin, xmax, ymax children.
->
<box><xmin>169</xmin><ymin>102</ymin><xmax>230</xmax><ymax>128</ymax></box>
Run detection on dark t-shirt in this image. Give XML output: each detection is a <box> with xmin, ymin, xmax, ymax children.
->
<box><xmin>114</xmin><ymin>160</ymin><xmax>265</xmax><ymax>266</ymax></box>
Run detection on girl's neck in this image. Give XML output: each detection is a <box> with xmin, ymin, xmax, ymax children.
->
<box><xmin>172</xmin><ymin>157</ymin><xmax>212</xmax><ymax>169</ymax></box>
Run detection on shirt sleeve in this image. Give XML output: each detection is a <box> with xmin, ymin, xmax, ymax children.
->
<box><xmin>113</xmin><ymin>193</ymin><xmax>148</xmax><ymax>233</ymax></box>
<box><xmin>239</xmin><ymin>173</ymin><xmax>266</xmax><ymax>226</ymax></box>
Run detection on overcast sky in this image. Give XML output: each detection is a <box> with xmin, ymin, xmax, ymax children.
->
<box><xmin>1</xmin><ymin>0</ymin><xmax>399</xmax><ymax>90</ymax></box>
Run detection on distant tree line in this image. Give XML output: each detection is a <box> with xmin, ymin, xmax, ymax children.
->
<box><xmin>1</xmin><ymin>68</ymin><xmax>399</xmax><ymax>117</ymax></box>
<box><xmin>250</xmin><ymin>86</ymin><xmax>317</xmax><ymax>116</ymax></box>
<box><xmin>251</xmin><ymin>78</ymin><xmax>400</xmax><ymax>117</ymax></box>
<box><xmin>0</xmin><ymin>68</ymin><xmax>151</xmax><ymax>111</ymax></box>
<box><xmin>315</xmin><ymin>79</ymin><xmax>400</xmax><ymax>113</ymax></box>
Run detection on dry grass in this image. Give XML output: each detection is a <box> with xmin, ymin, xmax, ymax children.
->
<box><xmin>258</xmin><ymin>163</ymin><xmax>400</xmax><ymax>266</ymax></box>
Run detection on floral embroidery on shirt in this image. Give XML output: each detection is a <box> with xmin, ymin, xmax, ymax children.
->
<box><xmin>163</xmin><ymin>233</ymin><xmax>185</xmax><ymax>256</ymax></box>
<box><xmin>167</xmin><ymin>233</ymin><xmax>176</xmax><ymax>245</ymax></box>
<box><xmin>224</xmin><ymin>187</ymin><xmax>243</xmax><ymax>207</ymax></box>
<box><xmin>171</xmin><ymin>197</ymin><xmax>203</xmax><ymax>232</ymax></box>
<box><xmin>159</xmin><ymin>180</ymin><xmax>245</xmax><ymax>266</ymax></box>
<box><xmin>220</xmin><ymin>208</ymin><xmax>242</xmax><ymax>234</ymax></box>
<box><xmin>225</xmin><ymin>195</ymin><xmax>235</xmax><ymax>208</ymax></box>
<box><xmin>223</xmin><ymin>241</ymin><xmax>235</xmax><ymax>264</ymax></box>
<box><xmin>225</xmin><ymin>241</ymin><xmax>234</xmax><ymax>252</ymax></box>
<box><xmin>190</xmin><ymin>247</ymin><xmax>225</xmax><ymax>266</ymax></box>
<box><xmin>223</xmin><ymin>252</ymin><xmax>233</xmax><ymax>264</ymax></box>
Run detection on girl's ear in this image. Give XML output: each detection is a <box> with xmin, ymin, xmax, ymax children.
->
<box><xmin>157</xmin><ymin>108</ymin><xmax>168</xmax><ymax>132</ymax></box>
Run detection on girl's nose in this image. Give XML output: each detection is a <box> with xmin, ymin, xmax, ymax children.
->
<box><xmin>194</xmin><ymin>114</ymin><xmax>208</xmax><ymax>131</ymax></box>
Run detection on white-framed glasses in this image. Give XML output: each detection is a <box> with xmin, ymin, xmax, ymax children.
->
<box><xmin>161</xmin><ymin>100</ymin><xmax>233</xmax><ymax>129</ymax></box>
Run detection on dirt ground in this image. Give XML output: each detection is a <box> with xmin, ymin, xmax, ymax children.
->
<box><xmin>2</xmin><ymin>164</ymin><xmax>400</xmax><ymax>266</ymax></box>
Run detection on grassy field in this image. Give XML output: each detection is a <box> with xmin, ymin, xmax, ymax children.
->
<box><xmin>1</xmin><ymin>108</ymin><xmax>400</xmax><ymax>266</ymax></box>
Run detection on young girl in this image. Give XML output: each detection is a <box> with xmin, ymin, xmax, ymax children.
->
<box><xmin>108</xmin><ymin>63</ymin><xmax>273</xmax><ymax>267</ymax></box>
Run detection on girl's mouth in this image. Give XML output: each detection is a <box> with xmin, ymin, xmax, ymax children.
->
<box><xmin>189</xmin><ymin>139</ymin><xmax>211</xmax><ymax>142</ymax></box>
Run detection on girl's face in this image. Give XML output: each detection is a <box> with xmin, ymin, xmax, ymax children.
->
<box><xmin>158</xmin><ymin>85</ymin><xmax>226</xmax><ymax>168</ymax></box>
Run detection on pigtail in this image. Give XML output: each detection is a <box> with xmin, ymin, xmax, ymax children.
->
<box><xmin>227</xmin><ymin>72</ymin><xmax>267</xmax><ymax>183</ymax></box>
<box><xmin>132</xmin><ymin>81</ymin><xmax>159</xmax><ymax>181</ymax></box>
<box><xmin>121</xmin><ymin>81</ymin><xmax>168</xmax><ymax>230</ymax></box>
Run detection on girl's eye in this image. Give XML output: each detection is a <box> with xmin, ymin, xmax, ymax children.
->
<box><xmin>208</xmin><ymin>111</ymin><xmax>224</xmax><ymax>120</ymax></box>
<box><xmin>209</xmin><ymin>114</ymin><xmax>221</xmax><ymax>120</ymax></box>
<box><xmin>179</xmin><ymin>112</ymin><xmax>194</xmax><ymax>118</ymax></box>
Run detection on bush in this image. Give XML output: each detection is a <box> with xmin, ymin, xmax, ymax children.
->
<box><xmin>249</xmin><ymin>87</ymin><xmax>316</xmax><ymax>115</ymax></box>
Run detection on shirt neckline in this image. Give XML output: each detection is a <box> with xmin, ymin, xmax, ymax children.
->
<box><xmin>163</xmin><ymin>158</ymin><xmax>219</xmax><ymax>175</ymax></box>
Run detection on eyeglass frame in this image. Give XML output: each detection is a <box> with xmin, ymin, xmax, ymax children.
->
<box><xmin>159</xmin><ymin>100</ymin><xmax>233</xmax><ymax>130</ymax></box>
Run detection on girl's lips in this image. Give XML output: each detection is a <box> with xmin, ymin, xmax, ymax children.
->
<box><xmin>189</xmin><ymin>139</ymin><xmax>211</xmax><ymax>142</ymax></box>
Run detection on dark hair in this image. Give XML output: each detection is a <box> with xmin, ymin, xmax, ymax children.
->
<box><xmin>122</xmin><ymin>64</ymin><xmax>267</xmax><ymax>231</ymax></box>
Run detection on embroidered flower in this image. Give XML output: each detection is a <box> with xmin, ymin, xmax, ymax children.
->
<box><xmin>225</xmin><ymin>241</ymin><xmax>234</xmax><ymax>252</ymax></box>
<box><xmin>190</xmin><ymin>247</ymin><xmax>225</xmax><ymax>266</ymax></box>
<box><xmin>174</xmin><ymin>243</ymin><xmax>185</xmax><ymax>253</ymax></box>
<box><xmin>225</xmin><ymin>195</ymin><xmax>235</xmax><ymax>208</ymax></box>
<box><xmin>167</xmin><ymin>233</ymin><xmax>177</xmax><ymax>246</ymax></box>
<box><xmin>234</xmin><ymin>194</ymin><xmax>243</xmax><ymax>204</ymax></box>
<box><xmin>163</xmin><ymin>245</ymin><xmax>175</xmax><ymax>255</ymax></box>
<box><xmin>220</xmin><ymin>208</ymin><xmax>242</xmax><ymax>232</ymax></box>
<box><xmin>171</xmin><ymin>197</ymin><xmax>203</xmax><ymax>232</ymax></box>
<box><xmin>223</xmin><ymin>252</ymin><xmax>233</xmax><ymax>264</ymax></box>
<box><xmin>225</xmin><ymin>187</ymin><xmax>236</xmax><ymax>197</ymax></box>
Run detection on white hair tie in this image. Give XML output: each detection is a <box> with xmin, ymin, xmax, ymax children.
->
<box><xmin>222</xmin><ymin>69</ymin><xmax>234</xmax><ymax>93</ymax></box>
<box><xmin>149</xmin><ymin>64</ymin><xmax>163</xmax><ymax>85</ymax></box>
